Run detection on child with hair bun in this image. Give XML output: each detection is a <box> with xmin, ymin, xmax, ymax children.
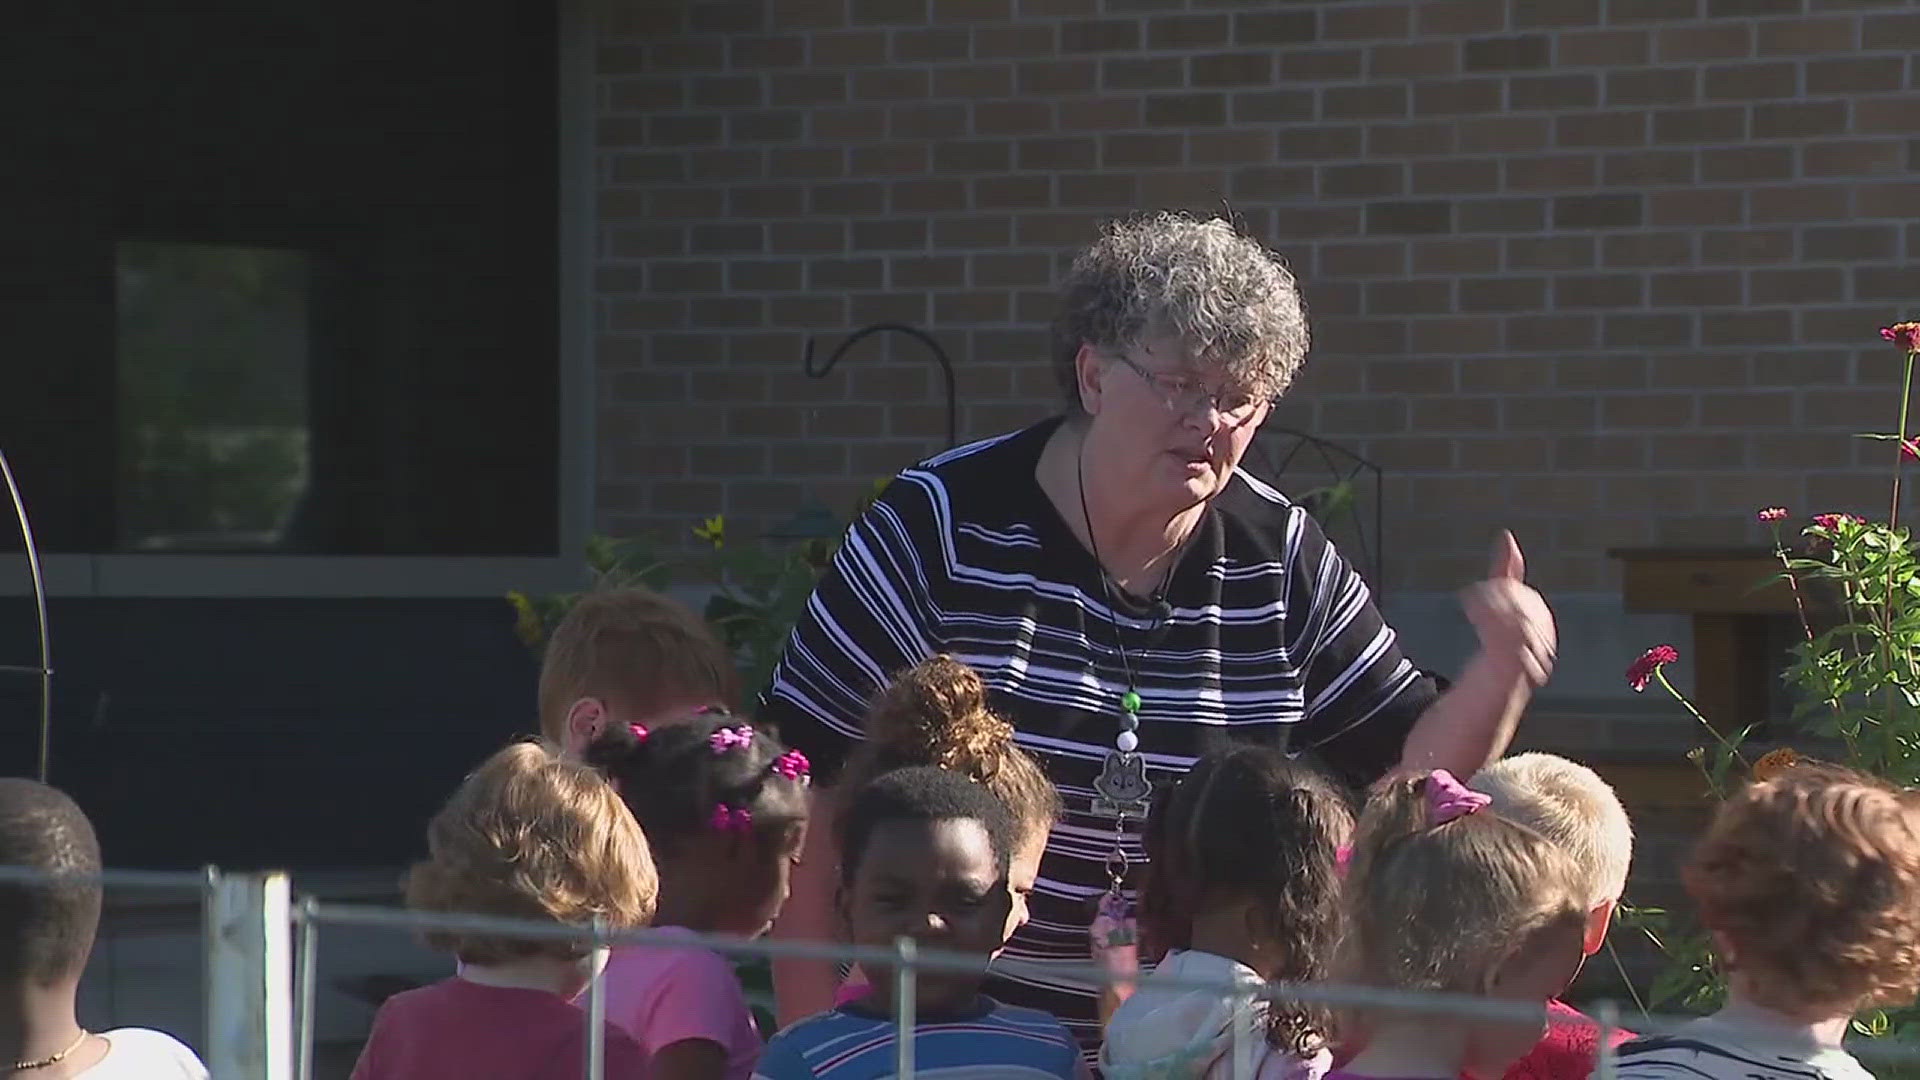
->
<box><xmin>1334</xmin><ymin>770</ymin><xmax>1589</xmax><ymax>1080</ymax></box>
<box><xmin>832</xmin><ymin>656</ymin><xmax>1064</xmax><ymax>1004</ymax></box>
<box><xmin>1615</xmin><ymin>763</ymin><xmax>1920</xmax><ymax>1080</ymax></box>
<box><xmin>587</xmin><ymin>709</ymin><xmax>813</xmax><ymax>1080</ymax></box>
<box><xmin>1101</xmin><ymin>743</ymin><xmax>1350</xmax><ymax>1080</ymax></box>
<box><xmin>352</xmin><ymin>741</ymin><xmax>657</xmax><ymax>1080</ymax></box>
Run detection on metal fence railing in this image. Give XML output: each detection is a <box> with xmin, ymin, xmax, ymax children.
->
<box><xmin>10</xmin><ymin>865</ymin><xmax>1920</xmax><ymax>1080</ymax></box>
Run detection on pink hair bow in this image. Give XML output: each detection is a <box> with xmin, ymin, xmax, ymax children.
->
<box><xmin>771</xmin><ymin>749</ymin><xmax>811</xmax><ymax>782</ymax></box>
<box><xmin>1426</xmin><ymin>769</ymin><xmax>1491</xmax><ymax>824</ymax></box>
<box><xmin>708</xmin><ymin>725</ymin><xmax>755</xmax><ymax>753</ymax></box>
<box><xmin>711</xmin><ymin>804</ymin><xmax>754</xmax><ymax>832</ymax></box>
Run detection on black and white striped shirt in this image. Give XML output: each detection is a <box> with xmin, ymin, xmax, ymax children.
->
<box><xmin>1614</xmin><ymin>1026</ymin><xmax>1875</xmax><ymax>1080</ymax></box>
<box><xmin>761</xmin><ymin>416</ymin><xmax>1435</xmax><ymax>1053</ymax></box>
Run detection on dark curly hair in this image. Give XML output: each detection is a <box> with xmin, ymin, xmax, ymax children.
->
<box><xmin>1686</xmin><ymin>762</ymin><xmax>1920</xmax><ymax>1016</ymax></box>
<box><xmin>838</xmin><ymin>766</ymin><xmax>1018</xmax><ymax>889</ymax></box>
<box><xmin>584</xmin><ymin>708</ymin><xmax>809</xmax><ymax>857</ymax></box>
<box><xmin>1138</xmin><ymin>744</ymin><xmax>1352</xmax><ymax>1058</ymax></box>
<box><xmin>843</xmin><ymin>656</ymin><xmax>1061</xmax><ymax>842</ymax></box>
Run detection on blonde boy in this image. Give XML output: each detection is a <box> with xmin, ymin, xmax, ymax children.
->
<box><xmin>1475</xmin><ymin>752</ymin><xmax>1633</xmax><ymax>958</ymax></box>
<box><xmin>538</xmin><ymin>586</ymin><xmax>738</xmax><ymax>756</ymax></box>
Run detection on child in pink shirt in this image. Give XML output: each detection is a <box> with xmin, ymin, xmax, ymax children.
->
<box><xmin>587</xmin><ymin>710</ymin><xmax>813</xmax><ymax>1080</ymax></box>
<box><xmin>352</xmin><ymin>741</ymin><xmax>659</xmax><ymax>1080</ymax></box>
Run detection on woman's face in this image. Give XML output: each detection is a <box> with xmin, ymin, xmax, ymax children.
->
<box><xmin>1076</xmin><ymin>335</ymin><xmax>1271</xmax><ymax>512</ymax></box>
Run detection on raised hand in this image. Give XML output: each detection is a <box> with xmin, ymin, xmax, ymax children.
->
<box><xmin>1459</xmin><ymin>530</ymin><xmax>1557</xmax><ymax>688</ymax></box>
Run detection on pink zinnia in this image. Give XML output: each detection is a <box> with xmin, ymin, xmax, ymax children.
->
<box><xmin>1627</xmin><ymin>645</ymin><xmax>1679</xmax><ymax>693</ymax></box>
<box><xmin>1904</xmin><ymin>438</ymin><xmax>1919</xmax><ymax>462</ymax></box>
<box><xmin>1882</xmin><ymin>322</ymin><xmax>1920</xmax><ymax>353</ymax></box>
<box><xmin>1757</xmin><ymin>507</ymin><xmax>1788</xmax><ymax>522</ymax></box>
<box><xmin>1811</xmin><ymin>513</ymin><xmax>1861</xmax><ymax>531</ymax></box>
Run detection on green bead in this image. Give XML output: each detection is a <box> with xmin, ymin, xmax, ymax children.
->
<box><xmin>1121</xmin><ymin>690</ymin><xmax>1142</xmax><ymax>714</ymax></box>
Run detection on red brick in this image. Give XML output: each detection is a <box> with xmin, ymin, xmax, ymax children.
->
<box><xmin>1501</xmin><ymin>396</ymin><xmax>1599</xmax><ymax>431</ymax></box>
<box><xmin>1192</xmin><ymin>51</ymin><xmax>1276</xmax><ymax>87</ymax></box>
<box><xmin>1856</xmin><ymin>99</ymin><xmax>1920</xmax><ymax>134</ymax></box>
<box><xmin>1703</xmin><ymin>61</ymin><xmax>1798</xmax><ymax>101</ymax></box>
<box><xmin>1366</xmin><ymin>360</ymin><xmax>1458</xmax><ymax>394</ymax></box>
<box><xmin>1411</xmin><ymin>237</ymin><xmax>1502</xmax><ymax>274</ymax></box>
<box><xmin>1756</xmin><ymin>16</ymin><xmax>1857</xmax><ymax>56</ymax></box>
<box><xmin>1802</xmin><ymin>224</ymin><xmax>1899</xmax><ymax>262</ymax></box>
<box><xmin>1460</xmin><ymin>276</ymin><xmax>1548</xmax><ymax>312</ymax></box>
<box><xmin>974</xmin><ymin>175</ymin><xmax>1050</xmax><ymax>209</ymax></box>
<box><xmin>1606</xmin><ymin>68</ymin><xmax>1699</xmax><ymax>106</ymax></box>
<box><xmin>1412</xmin><ymin>158</ymin><xmax>1500</xmax><ymax>194</ymax></box>
<box><xmin>1281</xmin><ymin>125</ymin><xmax>1366</xmax><ymax>160</ymax></box>
<box><xmin>1602</xmin><ymin>148</ymin><xmax>1696</xmax><ymax>186</ymax></box>
<box><xmin>1653</xmin><ymin>106</ymin><xmax>1747</xmax><ymax>143</ymax></box>
<box><xmin>1750</xmin><ymin>185</ymin><xmax>1849</xmax><ymax>224</ymax></box>
<box><xmin>1514</xmin><ymin>0</ymin><xmax>1602</xmax><ymax>27</ymax></box>
<box><xmin>1555</xmin><ymin>111</ymin><xmax>1648</xmax><ymax>148</ymax></box>
<box><xmin>1101</xmin><ymin>56</ymin><xmax>1183</xmax><ymax>91</ymax></box>
<box><xmin>1555</xmin><ymin>436</ymin><xmax>1649</xmax><ymax>471</ymax></box>
<box><xmin>1651</xmin><ymin>270</ymin><xmax>1741</xmax><ymax>307</ymax></box>
<box><xmin>810</xmin><ymin>29</ymin><xmax>887</xmax><ymax>65</ymax></box>
<box><xmin>1507</xmin><ymin>236</ymin><xmax>1597</xmax><ymax>270</ymax></box>
<box><xmin>1060</xmin><ymin>18</ymin><xmax>1140</xmax><ymax>52</ymax></box>
<box><xmin>1458</xmin><ymin>196</ymin><xmax>1548</xmax><ymax>232</ymax></box>
<box><xmin>1701</xmin><ymin>228</ymin><xmax>1792</xmax><ymax>265</ymax></box>
<box><xmin>1557</xmin><ymin>29</ymin><xmax>1650</xmax><ymax>66</ymax></box>
<box><xmin>1414</xmin><ymin>78</ymin><xmax>1505</xmax><ymax>116</ymax></box>
<box><xmin>1279</xmin><ymin>48</ymin><xmax>1365</xmax><ymax>81</ymax></box>
<box><xmin>1323</xmin><ymin>4</ymin><xmax>1412</xmax><ymax>40</ymax></box>
<box><xmin>1754</xmin><ymin>101</ymin><xmax>1848</xmax><ymax>139</ymax></box>
<box><xmin>1802</xmin><ymin>140</ymin><xmax>1906</xmax><ymax>179</ymax></box>
<box><xmin>1236</xmin><ymin>10</ymin><xmax>1319</xmax><ymax>44</ymax></box>
<box><xmin>1416</xmin><ymin>0</ymin><xmax>1505</xmax><ymax>34</ymax></box>
<box><xmin>1368</xmin><ymin>121</ymin><xmax>1458</xmax><ymax>156</ymax></box>
<box><xmin>1233</xmin><ymin>90</ymin><xmax>1318</xmax><ymax>123</ymax></box>
<box><xmin>1511</xmin><ymin>315</ymin><xmax>1602</xmax><ymax>352</ymax></box>
<box><xmin>1145</xmin><ymin>93</ymin><xmax>1228</xmax><ymax>126</ymax></box>
<box><xmin>1657</xmin><ymin>22</ymin><xmax>1752</xmax><ymax>60</ymax></box>
<box><xmin>1321</xmin><ymin>241</ymin><xmax>1409</xmax><ymax>277</ymax></box>
<box><xmin>1464</xmin><ymin>35</ymin><xmax>1552</xmax><ymax>72</ymax></box>
<box><xmin>1807</xmin><ymin>56</ymin><xmax>1903</xmax><ymax>94</ymax></box>
<box><xmin>1859</xmin><ymin>181</ymin><xmax>1920</xmax><ymax>219</ymax></box>
<box><xmin>1369</xmin><ymin>42</ymin><xmax>1460</xmax><ymax>78</ymax></box>
<box><xmin>1017</xmin><ymin>59</ymin><xmax>1097</xmax><ymax>95</ymax></box>
<box><xmin>1458</xmin><ymin>116</ymin><xmax>1552</xmax><ymax>152</ymax></box>
<box><xmin>1604</xmin><ymin>312</ymin><xmax>1694</xmax><ymax>348</ymax></box>
<box><xmin>1602</xmin><ymin>393</ymin><xmax>1697</xmax><ymax>428</ymax></box>
<box><xmin>1554</xmin><ymin>273</ymin><xmax>1647</xmax><ymax>308</ymax></box>
<box><xmin>1701</xmin><ymin>146</ymin><xmax>1793</xmax><ymax>183</ymax></box>
<box><xmin>1230</xmin><ymin>165</ymin><xmax>1314</xmax><ymax>200</ymax></box>
<box><xmin>1650</xmin><ymin>189</ymin><xmax>1743</xmax><ymax>226</ymax></box>
<box><xmin>1750</xmin><ymin>267</ymin><xmax>1846</xmax><ymax>305</ymax></box>
<box><xmin>1145</xmin><ymin>13</ymin><xmax>1230</xmax><ymax>48</ymax></box>
<box><xmin>1510</xmin><ymin>74</ymin><xmax>1599</xmax><ymax>111</ymax></box>
<box><xmin>1323</xmin><ymin>163</ymin><xmax>1408</xmax><ymax>199</ymax></box>
<box><xmin>973</xmin><ymin>23</ymin><xmax>1057</xmax><ymax>58</ymax></box>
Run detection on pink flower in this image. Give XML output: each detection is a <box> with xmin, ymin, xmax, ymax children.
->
<box><xmin>1811</xmin><ymin>513</ymin><xmax>1861</xmax><ymax>532</ymax></box>
<box><xmin>1627</xmin><ymin>645</ymin><xmax>1679</xmax><ymax>693</ymax></box>
<box><xmin>1757</xmin><ymin>507</ymin><xmax>1788</xmax><ymax>522</ymax></box>
<box><xmin>1882</xmin><ymin>322</ymin><xmax>1920</xmax><ymax>353</ymax></box>
<box><xmin>1904</xmin><ymin>438</ymin><xmax>1919</xmax><ymax>462</ymax></box>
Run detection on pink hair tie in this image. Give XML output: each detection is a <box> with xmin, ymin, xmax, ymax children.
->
<box><xmin>771</xmin><ymin>749</ymin><xmax>811</xmax><ymax>782</ymax></box>
<box><xmin>1335</xmin><ymin>844</ymin><xmax>1352</xmax><ymax>876</ymax></box>
<box><xmin>1426</xmin><ymin>769</ymin><xmax>1491</xmax><ymax>824</ymax></box>
<box><xmin>711</xmin><ymin>804</ymin><xmax>753</xmax><ymax>832</ymax></box>
<box><xmin>628</xmin><ymin>723</ymin><xmax>650</xmax><ymax>742</ymax></box>
<box><xmin>709</xmin><ymin>725</ymin><xmax>755</xmax><ymax>753</ymax></box>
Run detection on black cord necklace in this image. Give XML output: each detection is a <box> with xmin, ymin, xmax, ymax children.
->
<box><xmin>1075</xmin><ymin>438</ymin><xmax>1170</xmax><ymax>823</ymax></box>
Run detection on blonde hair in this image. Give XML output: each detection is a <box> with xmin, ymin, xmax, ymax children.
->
<box><xmin>841</xmin><ymin>656</ymin><xmax>1061</xmax><ymax>838</ymax></box>
<box><xmin>1475</xmin><ymin>753</ymin><xmax>1633</xmax><ymax>909</ymax></box>
<box><xmin>405</xmin><ymin>741</ymin><xmax>658</xmax><ymax>964</ymax></box>
<box><xmin>537</xmin><ymin>586</ymin><xmax>738</xmax><ymax>743</ymax></box>
<box><xmin>1345</xmin><ymin>771</ymin><xmax>1586</xmax><ymax>994</ymax></box>
<box><xmin>1687</xmin><ymin>763</ymin><xmax>1920</xmax><ymax>1016</ymax></box>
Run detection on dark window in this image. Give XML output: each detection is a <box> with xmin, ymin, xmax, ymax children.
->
<box><xmin>0</xmin><ymin>3</ymin><xmax>561</xmax><ymax>556</ymax></box>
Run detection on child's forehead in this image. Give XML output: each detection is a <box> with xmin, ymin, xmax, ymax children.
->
<box><xmin>857</xmin><ymin>817</ymin><xmax>998</xmax><ymax>875</ymax></box>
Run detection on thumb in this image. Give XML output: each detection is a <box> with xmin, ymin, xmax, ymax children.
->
<box><xmin>1488</xmin><ymin>529</ymin><xmax>1525</xmax><ymax>581</ymax></box>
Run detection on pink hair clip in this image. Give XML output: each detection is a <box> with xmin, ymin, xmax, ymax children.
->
<box><xmin>628</xmin><ymin>723</ymin><xmax>650</xmax><ymax>742</ymax></box>
<box><xmin>1334</xmin><ymin>844</ymin><xmax>1352</xmax><ymax>877</ymax></box>
<box><xmin>708</xmin><ymin>725</ymin><xmax>755</xmax><ymax>754</ymax></box>
<box><xmin>771</xmin><ymin>749</ymin><xmax>811</xmax><ymax>782</ymax></box>
<box><xmin>711</xmin><ymin>804</ymin><xmax>753</xmax><ymax>833</ymax></box>
<box><xmin>1426</xmin><ymin>769</ymin><xmax>1491</xmax><ymax>825</ymax></box>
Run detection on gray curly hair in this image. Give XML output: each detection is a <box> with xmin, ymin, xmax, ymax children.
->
<box><xmin>1050</xmin><ymin>212</ymin><xmax>1311</xmax><ymax>408</ymax></box>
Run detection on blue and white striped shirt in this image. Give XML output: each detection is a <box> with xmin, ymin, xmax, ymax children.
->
<box><xmin>754</xmin><ymin>998</ymin><xmax>1088</xmax><ymax>1080</ymax></box>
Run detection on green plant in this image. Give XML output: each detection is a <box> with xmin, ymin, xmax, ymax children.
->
<box><xmin>509</xmin><ymin>484</ymin><xmax>887</xmax><ymax>699</ymax></box>
<box><xmin>1620</xmin><ymin>322</ymin><xmax>1920</xmax><ymax>1034</ymax></box>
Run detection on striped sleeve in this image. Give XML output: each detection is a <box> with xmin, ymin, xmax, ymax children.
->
<box><xmin>1282</xmin><ymin>506</ymin><xmax>1435</xmax><ymax>783</ymax></box>
<box><xmin>759</xmin><ymin>473</ymin><xmax>944</xmax><ymax>783</ymax></box>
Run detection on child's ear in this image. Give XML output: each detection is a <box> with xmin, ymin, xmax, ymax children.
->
<box><xmin>1582</xmin><ymin>900</ymin><xmax>1615</xmax><ymax>957</ymax></box>
<box><xmin>565</xmin><ymin>698</ymin><xmax>606</xmax><ymax>752</ymax></box>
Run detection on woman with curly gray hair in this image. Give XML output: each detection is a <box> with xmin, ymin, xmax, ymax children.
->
<box><xmin>761</xmin><ymin>213</ymin><xmax>1556</xmax><ymax>1058</ymax></box>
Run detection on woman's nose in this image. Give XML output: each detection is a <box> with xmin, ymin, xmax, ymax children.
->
<box><xmin>919</xmin><ymin>911</ymin><xmax>949</xmax><ymax>934</ymax></box>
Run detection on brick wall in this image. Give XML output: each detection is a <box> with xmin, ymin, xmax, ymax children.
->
<box><xmin>595</xmin><ymin>0</ymin><xmax>1920</xmax><ymax>595</ymax></box>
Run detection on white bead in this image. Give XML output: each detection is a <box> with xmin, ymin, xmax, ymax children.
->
<box><xmin>1116</xmin><ymin>731</ymin><xmax>1139</xmax><ymax>753</ymax></box>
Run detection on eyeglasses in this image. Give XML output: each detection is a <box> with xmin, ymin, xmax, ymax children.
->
<box><xmin>1107</xmin><ymin>352</ymin><xmax>1269</xmax><ymax>426</ymax></box>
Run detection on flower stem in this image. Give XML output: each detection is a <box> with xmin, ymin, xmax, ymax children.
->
<box><xmin>1881</xmin><ymin>349</ymin><xmax>1916</xmax><ymax>744</ymax></box>
<box><xmin>1655</xmin><ymin>666</ymin><xmax>1750</xmax><ymax>766</ymax></box>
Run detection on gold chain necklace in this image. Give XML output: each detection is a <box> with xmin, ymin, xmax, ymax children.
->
<box><xmin>13</xmin><ymin>1030</ymin><xmax>88</xmax><ymax>1071</ymax></box>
